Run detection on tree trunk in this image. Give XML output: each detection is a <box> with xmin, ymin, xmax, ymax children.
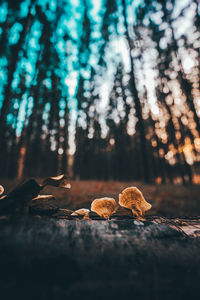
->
<box><xmin>122</xmin><ymin>0</ymin><xmax>150</xmax><ymax>183</ymax></box>
<box><xmin>0</xmin><ymin>0</ymin><xmax>35</xmax><ymax>176</ymax></box>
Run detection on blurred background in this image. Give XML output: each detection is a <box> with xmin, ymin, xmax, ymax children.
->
<box><xmin>0</xmin><ymin>0</ymin><xmax>199</xmax><ymax>184</ymax></box>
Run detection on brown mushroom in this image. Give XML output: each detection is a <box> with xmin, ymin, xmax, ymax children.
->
<box><xmin>91</xmin><ymin>197</ymin><xmax>118</xmax><ymax>219</ymax></box>
<box><xmin>0</xmin><ymin>185</ymin><xmax>4</xmax><ymax>196</ymax></box>
<box><xmin>42</xmin><ymin>174</ymin><xmax>71</xmax><ymax>189</ymax></box>
<box><xmin>71</xmin><ymin>208</ymin><xmax>90</xmax><ymax>217</ymax></box>
<box><xmin>119</xmin><ymin>187</ymin><xmax>151</xmax><ymax>220</ymax></box>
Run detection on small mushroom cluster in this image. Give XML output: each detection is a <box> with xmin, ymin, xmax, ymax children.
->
<box><xmin>0</xmin><ymin>175</ymin><xmax>152</xmax><ymax>221</ymax></box>
<box><xmin>88</xmin><ymin>186</ymin><xmax>152</xmax><ymax>220</ymax></box>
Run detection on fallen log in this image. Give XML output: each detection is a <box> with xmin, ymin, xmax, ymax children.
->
<box><xmin>0</xmin><ymin>216</ymin><xmax>200</xmax><ymax>300</ymax></box>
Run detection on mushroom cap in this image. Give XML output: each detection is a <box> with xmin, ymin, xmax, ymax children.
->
<box><xmin>32</xmin><ymin>195</ymin><xmax>55</xmax><ymax>201</ymax></box>
<box><xmin>119</xmin><ymin>187</ymin><xmax>152</xmax><ymax>216</ymax></box>
<box><xmin>71</xmin><ymin>208</ymin><xmax>90</xmax><ymax>216</ymax></box>
<box><xmin>0</xmin><ymin>185</ymin><xmax>4</xmax><ymax>196</ymax></box>
<box><xmin>42</xmin><ymin>175</ymin><xmax>71</xmax><ymax>189</ymax></box>
<box><xmin>91</xmin><ymin>197</ymin><xmax>118</xmax><ymax>219</ymax></box>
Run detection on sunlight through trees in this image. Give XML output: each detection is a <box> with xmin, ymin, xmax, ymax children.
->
<box><xmin>0</xmin><ymin>0</ymin><xmax>199</xmax><ymax>184</ymax></box>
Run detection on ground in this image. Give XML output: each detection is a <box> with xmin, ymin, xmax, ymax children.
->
<box><xmin>1</xmin><ymin>179</ymin><xmax>200</xmax><ymax>216</ymax></box>
<box><xmin>1</xmin><ymin>179</ymin><xmax>200</xmax><ymax>300</ymax></box>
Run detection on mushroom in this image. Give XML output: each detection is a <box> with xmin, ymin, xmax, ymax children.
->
<box><xmin>0</xmin><ymin>185</ymin><xmax>4</xmax><ymax>196</ymax></box>
<box><xmin>119</xmin><ymin>187</ymin><xmax>151</xmax><ymax>220</ymax></box>
<box><xmin>71</xmin><ymin>208</ymin><xmax>90</xmax><ymax>217</ymax></box>
<box><xmin>91</xmin><ymin>197</ymin><xmax>118</xmax><ymax>219</ymax></box>
<box><xmin>42</xmin><ymin>174</ymin><xmax>71</xmax><ymax>189</ymax></box>
<box><xmin>32</xmin><ymin>195</ymin><xmax>55</xmax><ymax>201</ymax></box>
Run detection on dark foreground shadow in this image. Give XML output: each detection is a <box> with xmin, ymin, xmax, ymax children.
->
<box><xmin>0</xmin><ymin>217</ymin><xmax>200</xmax><ymax>300</ymax></box>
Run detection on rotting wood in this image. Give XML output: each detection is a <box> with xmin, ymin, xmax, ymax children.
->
<box><xmin>1</xmin><ymin>216</ymin><xmax>200</xmax><ymax>300</ymax></box>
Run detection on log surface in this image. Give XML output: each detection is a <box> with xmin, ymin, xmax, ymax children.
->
<box><xmin>1</xmin><ymin>215</ymin><xmax>200</xmax><ymax>300</ymax></box>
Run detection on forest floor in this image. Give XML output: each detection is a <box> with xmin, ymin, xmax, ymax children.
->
<box><xmin>1</xmin><ymin>179</ymin><xmax>200</xmax><ymax>300</ymax></box>
<box><xmin>2</xmin><ymin>179</ymin><xmax>200</xmax><ymax>217</ymax></box>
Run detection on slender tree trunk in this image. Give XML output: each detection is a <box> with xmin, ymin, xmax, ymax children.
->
<box><xmin>0</xmin><ymin>11</ymin><xmax>10</xmax><ymax>56</ymax></box>
<box><xmin>149</xmin><ymin>115</ymin><xmax>167</xmax><ymax>183</ymax></box>
<box><xmin>0</xmin><ymin>0</ymin><xmax>34</xmax><ymax>129</ymax></box>
<box><xmin>0</xmin><ymin>0</ymin><xmax>35</xmax><ymax>176</ymax></box>
<box><xmin>23</xmin><ymin>77</ymin><xmax>43</xmax><ymax>177</ymax></box>
<box><xmin>163</xmin><ymin>3</ymin><xmax>200</xmax><ymax>135</ymax></box>
<box><xmin>179</xmin><ymin>75</ymin><xmax>200</xmax><ymax>133</ymax></box>
<box><xmin>164</xmin><ymin>101</ymin><xmax>187</xmax><ymax>185</ymax></box>
<box><xmin>122</xmin><ymin>0</ymin><xmax>150</xmax><ymax>183</ymax></box>
<box><xmin>61</xmin><ymin>101</ymin><xmax>69</xmax><ymax>174</ymax></box>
